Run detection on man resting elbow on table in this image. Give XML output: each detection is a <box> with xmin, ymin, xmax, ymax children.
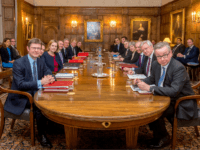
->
<box><xmin>133</xmin><ymin>42</ymin><xmax>198</xmax><ymax>149</ymax></box>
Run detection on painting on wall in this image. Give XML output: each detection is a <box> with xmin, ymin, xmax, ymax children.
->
<box><xmin>130</xmin><ymin>18</ymin><xmax>151</xmax><ymax>41</ymax></box>
<box><xmin>170</xmin><ymin>8</ymin><xmax>185</xmax><ymax>45</ymax></box>
<box><xmin>26</xmin><ymin>23</ymin><xmax>33</xmax><ymax>40</ymax></box>
<box><xmin>84</xmin><ymin>19</ymin><xmax>103</xmax><ymax>42</ymax></box>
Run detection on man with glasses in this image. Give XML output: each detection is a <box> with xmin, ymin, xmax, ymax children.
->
<box><xmin>128</xmin><ymin>40</ymin><xmax>156</xmax><ymax>77</ymax></box>
<box><xmin>10</xmin><ymin>38</ymin><xmax>21</xmax><ymax>59</ymax></box>
<box><xmin>133</xmin><ymin>42</ymin><xmax>198</xmax><ymax>148</ymax></box>
<box><xmin>112</xmin><ymin>37</ymin><xmax>125</xmax><ymax>55</ymax></box>
<box><xmin>4</xmin><ymin>38</ymin><xmax>55</xmax><ymax>148</ymax></box>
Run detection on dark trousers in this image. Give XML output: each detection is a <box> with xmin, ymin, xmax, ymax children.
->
<box><xmin>25</xmin><ymin>103</ymin><xmax>47</xmax><ymax>136</ymax></box>
<box><xmin>149</xmin><ymin>103</ymin><xmax>174</xmax><ymax>139</ymax></box>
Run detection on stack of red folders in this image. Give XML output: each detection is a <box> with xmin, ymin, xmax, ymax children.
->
<box><xmin>72</xmin><ymin>56</ymin><xmax>86</xmax><ymax>60</ymax></box>
<box><xmin>77</xmin><ymin>52</ymin><xmax>89</xmax><ymax>57</ymax></box>
<box><xmin>43</xmin><ymin>81</ymin><xmax>74</xmax><ymax>93</ymax></box>
<box><xmin>119</xmin><ymin>64</ymin><xmax>138</xmax><ymax>70</ymax></box>
<box><xmin>68</xmin><ymin>60</ymin><xmax>84</xmax><ymax>63</ymax></box>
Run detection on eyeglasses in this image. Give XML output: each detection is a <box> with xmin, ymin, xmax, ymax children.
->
<box><xmin>30</xmin><ymin>47</ymin><xmax>41</xmax><ymax>50</ymax></box>
<box><xmin>156</xmin><ymin>52</ymin><xmax>170</xmax><ymax>59</ymax></box>
<box><xmin>142</xmin><ymin>46</ymin><xmax>150</xmax><ymax>51</ymax></box>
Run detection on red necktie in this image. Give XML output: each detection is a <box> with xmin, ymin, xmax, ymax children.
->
<box><xmin>146</xmin><ymin>57</ymin><xmax>151</xmax><ymax>76</ymax></box>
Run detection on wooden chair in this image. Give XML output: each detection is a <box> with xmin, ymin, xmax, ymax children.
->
<box><xmin>0</xmin><ymin>71</ymin><xmax>35</xmax><ymax>146</ymax></box>
<box><xmin>172</xmin><ymin>82</ymin><xmax>200</xmax><ymax>149</ymax></box>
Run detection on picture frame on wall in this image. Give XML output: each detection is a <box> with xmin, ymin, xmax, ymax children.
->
<box><xmin>84</xmin><ymin>19</ymin><xmax>103</xmax><ymax>42</ymax></box>
<box><xmin>170</xmin><ymin>8</ymin><xmax>185</xmax><ymax>45</ymax></box>
<box><xmin>26</xmin><ymin>23</ymin><xmax>33</xmax><ymax>40</ymax></box>
<box><xmin>130</xmin><ymin>18</ymin><xmax>151</xmax><ymax>41</ymax></box>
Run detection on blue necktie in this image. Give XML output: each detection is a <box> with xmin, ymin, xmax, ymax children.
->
<box><xmin>118</xmin><ymin>44</ymin><xmax>119</xmax><ymax>51</ymax></box>
<box><xmin>33</xmin><ymin>61</ymin><xmax>37</xmax><ymax>81</ymax></box>
<box><xmin>158</xmin><ymin>67</ymin><xmax>166</xmax><ymax>87</ymax></box>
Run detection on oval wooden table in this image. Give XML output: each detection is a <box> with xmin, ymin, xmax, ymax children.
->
<box><xmin>34</xmin><ymin>52</ymin><xmax>170</xmax><ymax>149</ymax></box>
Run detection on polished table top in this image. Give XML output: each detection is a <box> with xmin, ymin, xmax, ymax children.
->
<box><xmin>34</xmin><ymin>52</ymin><xmax>170</xmax><ymax>123</ymax></box>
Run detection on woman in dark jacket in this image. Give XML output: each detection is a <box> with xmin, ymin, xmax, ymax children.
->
<box><xmin>40</xmin><ymin>40</ymin><xmax>63</xmax><ymax>72</ymax></box>
<box><xmin>0</xmin><ymin>38</ymin><xmax>16</xmax><ymax>68</ymax></box>
<box><xmin>75</xmin><ymin>41</ymin><xmax>83</xmax><ymax>55</ymax></box>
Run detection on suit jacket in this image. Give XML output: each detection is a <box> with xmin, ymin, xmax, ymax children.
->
<box><xmin>0</xmin><ymin>46</ymin><xmax>17</xmax><ymax>63</ymax></box>
<box><xmin>123</xmin><ymin>51</ymin><xmax>140</xmax><ymax>64</ymax></box>
<box><xmin>61</xmin><ymin>48</ymin><xmax>68</xmax><ymax>63</ymax></box>
<box><xmin>40</xmin><ymin>51</ymin><xmax>63</xmax><ymax>72</ymax></box>
<box><xmin>4</xmin><ymin>55</ymin><xmax>52</xmax><ymax>115</ymax></box>
<box><xmin>113</xmin><ymin>43</ymin><xmax>125</xmax><ymax>55</ymax></box>
<box><xmin>172</xmin><ymin>44</ymin><xmax>185</xmax><ymax>58</ymax></box>
<box><xmin>144</xmin><ymin>58</ymin><xmax>198</xmax><ymax>120</ymax></box>
<box><xmin>121</xmin><ymin>49</ymin><xmax>131</xmax><ymax>58</ymax></box>
<box><xmin>134</xmin><ymin>54</ymin><xmax>145</xmax><ymax>68</ymax></box>
<box><xmin>183</xmin><ymin>46</ymin><xmax>199</xmax><ymax>63</ymax></box>
<box><xmin>67</xmin><ymin>45</ymin><xmax>76</xmax><ymax>59</ymax></box>
<box><xmin>135</xmin><ymin>53</ymin><xmax>157</xmax><ymax>76</ymax></box>
<box><xmin>11</xmin><ymin>45</ymin><xmax>21</xmax><ymax>59</ymax></box>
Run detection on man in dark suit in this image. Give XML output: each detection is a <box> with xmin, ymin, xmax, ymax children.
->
<box><xmin>4</xmin><ymin>38</ymin><xmax>55</xmax><ymax>148</ymax></box>
<box><xmin>112</xmin><ymin>37</ymin><xmax>125</xmax><ymax>55</ymax></box>
<box><xmin>128</xmin><ymin>40</ymin><xmax>156</xmax><ymax>77</ymax></box>
<box><xmin>172</xmin><ymin>38</ymin><xmax>185</xmax><ymax>58</ymax></box>
<box><xmin>58</xmin><ymin>40</ymin><xmax>65</xmax><ymax>63</ymax></box>
<box><xmin>135</xmin><ymin>42</ymin><xmax>198</xmax><ymax>148</ymax></box>
<box><xmin>62</xmin><ymin>38</ymin><xmax>70</xmax><ymax>62</ymax></box>
<box><xmin>176</xmin><ymin>38</ymin><xmax>199</xmax><ymax>65</ymax></box>
<box><xmin>10</xmin><ymin>38</ymin><xmax>21</xmax><ymax>59</ymax></box>
<box><xmin>67</xmin><ymin>39</ymin><xmax>78</xmax><ymax>59</ymax></box>
<box><xmin>120</xmin><ymin>41</ymin><xmax>131</xmax><ymax>59</ymax></box>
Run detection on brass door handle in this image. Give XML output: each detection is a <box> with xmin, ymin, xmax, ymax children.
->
<box><xmin>102</xmin><ymin>122</ymin><xmax>111</xmax><ymax>128</ymax></box>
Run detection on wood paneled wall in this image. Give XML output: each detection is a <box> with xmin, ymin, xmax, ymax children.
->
<box><xmin>1</xmin><ymin>0</ymin><xmax>15</xmax><ymax>39</ymax></box>
<box><xmin>33</xmin><ymin>7</ymin><xmax>160</xmax><ymax>51</ymax></box>
<box><xmin>160</xmin><ymin>0</ymin><xmax>200</xmax><ymax>48</ymax></box>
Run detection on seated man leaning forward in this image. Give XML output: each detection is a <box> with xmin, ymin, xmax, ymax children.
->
<box><xmin>133</xmin><ymin>42</ymin><xmax>198</xmax><ymax>149</ymax></box>
<box><xmin>4</xmin><ymin>38</ymin><xmax>55</xmax><ymax>148</ymax></box>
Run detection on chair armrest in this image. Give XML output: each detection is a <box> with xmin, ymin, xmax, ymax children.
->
<box><xmin>174</xmin><ymin>95</ymin><xmax>200</xmax><ymax>114</ymax></box>
<box><xmin>0</xmin><ymin>86</ymin><xmax>33</xmax><ymax>105</ymax></box>
<box><xmin>192</xmin><ymin>81</ymin><xmax>200</xmax><ymax>89</ymax></box>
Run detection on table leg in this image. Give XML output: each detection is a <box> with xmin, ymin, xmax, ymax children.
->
<box><xmin>64</xmin><ymin>126</ymin><xmax>78</xmax><ymax>149</ymax></box>
<box><xmin>126</xmin><ymin>126</ymin><xmax>139</xmax><ymax>149</ymax></box>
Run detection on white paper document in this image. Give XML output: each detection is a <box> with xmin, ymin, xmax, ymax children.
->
<box><xmin>55</xmin><ymin>73</ymin><xmax>74</xmax><ymax>78</ymax></box>
<box><xmin>127</xmin><ymin>74</ymin><xmax>146</xmax><ymax>79</ymax></box>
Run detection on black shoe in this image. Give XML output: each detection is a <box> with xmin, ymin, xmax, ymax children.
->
<box><xmin>37</xmin><ymin>134</ymin><xmax>53</xmax><ymax>148</ymax></box>
<box><xmin>148</xmin><ymin>135</ymin><xmax>170</xmax><ymax>149</ymax></box>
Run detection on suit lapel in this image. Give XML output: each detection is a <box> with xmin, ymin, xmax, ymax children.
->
<box><xmin>163</xmin><ymin>58</ymin><xmax>174</xmax><ymax>86</ymax></box>
<box><xmin>37</xmin><ymin>58</ymin><xmax>42</xmax><ymax>79</ymax></box>
<box><xmin>24</xmin><ymin>55</ymin><xmax>33</xmax><ymax>80</ymax></box>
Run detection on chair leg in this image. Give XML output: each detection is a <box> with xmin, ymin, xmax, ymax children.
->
<box><xmin>172</xmin><ymin>118</ymin><xmax>178</xmax><ymax>150</ymax></box>
<box><xmin>30</xmin><ymin>112</ymin><xmax>35</xmax><ymax>146</ymax></box>
<box><xmin>10</xmin><ymin>119</ymin><xmax>16</xmax><ymax>129</ymax></box>
<box><xmin>194</xmin><ymin>126</ymin><xmax>199</xmax><ymax>137</ymax></box>
<box><xmin>0</xmin><ymin>117</ymin><xmax>5</xmax><ymax>138</ymax></box>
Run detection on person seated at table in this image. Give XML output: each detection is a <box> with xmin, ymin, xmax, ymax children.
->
<box><xmin>120</xmin><ymin>41</ymin><xmax>139</xmax><ymax>63</ymax></box>
<box><xmin>176</xmin><ymin>38</ymin><xmax>199</xmax><ymax>65</ymax></box>
<box><xmin>62</xmin><ymin>38</ymin><xmax>69</xmax><ymax>62</ymax></box>
<box><xmin>75</xmin><ymin>41</ymin><xmax>83</xmax><ymax>55</ymax></box>
<box><xmin>10</xmin><ymin>38</ymin><xmax>21</xmax><ymax>59</ymax></box>
<box><xmin>127</xmin><ymin>40</ymin><xmax>156</xmax><ymax>77</ymax></box>
<box><xmin>41</xmin><ymin>40</ymin><xmax>63</xmax><ymax>73</ymax></box>
<box><xmin>0</xmin><ymin>38</ymin><xmax>17</xmax><ymax>68</ymax></box>
<box><xmin>58</xmin><ymin>40</ymin><xmax>65</xmax><ymax>64</ymax></box>
<box><xmin>39</xmin><ymin>42</ymin><xmax>45</xmax><ymax>57</ymax></box>
<box><xmin>123</xmin><ymin>41</ymin><xmax>145</xmax><ymax>72</ymax></box>
<box><xmin>4</xmin><ymin>38</ymin><xmax>55</xmax><ymax>148</ymax></box>
<box><xmin>119</xmin><ymin>41</ymin><xmax>131</xmax><ymax>59</ymax></box>
<box><xmin>67</xmin><ymin>39</ymin><xmax>78</xmax><ymax>59</ymax></box>
<box><xmin>121</xmin><ymin>36</ymin><xmax>128</xmax><ymax>44</ymax></box>
<box><xmin>133</xmin><ymin>42</ymin><xmax>198</xmax><ymax>149</ymax></box>
<box><xmin>112</xmin><ymin>37</ymin><xmax>125</xmax><ymax>55</ymax></box>
<box><xmin>172</xmin><ymin>38</ymin><xmax>185</xmax><ymax>59</ymax></box>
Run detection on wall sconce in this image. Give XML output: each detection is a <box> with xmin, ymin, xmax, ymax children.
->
<box><xmin>163</xmin><ymin>37</ymin><xmax>171</xmax><ymax>43</ymax></box>
<box><xmin>110</xmin><ymin>21</ymin><xmax>116</xmax><ymax>28</ymax></box>
<box><xmin>192</xmin><ymin>11</ymin><xmax>200</xmax><ymax>23</ymax></box>
<box><xmin>71</xmin><ymin>21</ymin><xmax>77</xmax><ymax>28</ymax></box>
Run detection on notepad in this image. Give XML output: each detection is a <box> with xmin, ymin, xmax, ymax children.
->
<box><xmin>127</xmin><ymin>74</ymin><xmax>146</xmax><ymax>79</ymax></box>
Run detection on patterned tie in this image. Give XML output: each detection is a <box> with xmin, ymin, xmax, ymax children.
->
<box><xmin>125</xmin><ymin>49</ymin><xmax>128</xmax><ymax>56</ymax></box>
<box><xmin>139</xmin><ymin>55</ymin><xmax>141</xmax><ymax>67</ymax></box>
<box><xmin>33</xmin><ymin>61</ymin><xmax>37</xmax><ymax>81</ymax></box>
<box><xmin>59</xmin><ymin>52</ymin><xmax>63</xmax><ymax>63</ymax></box>
<box><xmin>172</xmin><ymin>45</ymin><xmax>178</xmax><ymax>54</ymax></box>
<box><xmin>158</xmin><ymin>67</ymin><xmax>166</xmax><ymax>87</ymax></box>
<box><xmin>186</xmin><ymin>47</ymin><xmax>192</xmax><ymax>55</ymax></box>
<box><xmin>146</xmin><ymin>57</ymin><xmax>151</xmax><ymax>76</ymax></box>
<box><xmin>118</xmin><ymin>44</ymin><xmax>120</xmax><ymax>51</ymax></box>
<box><xmin>131</xmin><ymin>52</ymin><xmax>135</xmax><ymax>60</ymax></box>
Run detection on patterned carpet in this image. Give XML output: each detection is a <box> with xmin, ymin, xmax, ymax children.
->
<box><xmin>0</xmin><ymin>83</ymin><xmax>200</xmax><ymax>149</ymax></box>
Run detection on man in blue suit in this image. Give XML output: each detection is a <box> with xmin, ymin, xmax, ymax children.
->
<box><xmin>67</xmin><ymin>39</ymin><xmax>77</xmax><ymax>59</ymax></box>
<box><xmin>4</xmin><ymin>38</ymin><xmax>55</xmax><ymax>148</ymax></box>
<box><xmin>176</xmin><ymin>38</ymin><xmax>199</xmax><ymax>65</ymax></box>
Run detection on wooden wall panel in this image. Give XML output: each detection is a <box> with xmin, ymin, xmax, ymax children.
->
<box><xmin>32</xmin><ymin>7</ymin><xmax>160</xmax><ymax>50</ymax></box>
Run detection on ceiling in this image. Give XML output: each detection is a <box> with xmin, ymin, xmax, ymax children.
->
<box><xmin>25</xmin><ymin>0</ymin><xmax>174</xmax><ymax>7</ymax></box>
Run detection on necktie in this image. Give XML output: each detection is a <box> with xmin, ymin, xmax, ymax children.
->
<box><xmin>59</xmin><ymin>52</ymin><xmax>63</xmax><ymax>63</ymax></box>
<box><xmin>131</xmin><ymin>52</ymin><xmax>135</xmax><ymax>60</ymax></box>
<box><xmin>33</xmin><ymin>61</ymin><xmax>37</xmax><ymax>81</ymax></box>
<box><xmin>172</xmin><ymin>45</ymin><xmax>178</xmax><ymax>54</ymax></box>
<box><xmin>158</xmin><ymin>67</ymin><xmax>166</xmax><ymax>87</ymax></box>
<box><xmin>73</xmin><ymin>48</ymin><xmax>76</xmax><ymax>56</ymax></box>
<box><xmin>186</xmin><ymin>47</ymin><xmax>192</xmax><ymax>55</ymax></box>
<box><xmin>125</xmin><ymin>49</ymin><xmax>128</xmax><ymax>56</ymax></box>
<box><xmin>64</xmin><ymin>48</ymin><xmax>67</xmax><ymax>56</ymax></box>
<box><xmin>146</xmin><ymin>57</ymin><xmax>151</xmax><ymax>76</ymax></box>
<box><xmin>118</xmin><ymin>44</ymin><xmax>120</xmax><ymax>51</ymax></box>
<box><xmin>139</xmin><ymin>55</ymin><xmax>141</xmax><ymax>67</ymax></box>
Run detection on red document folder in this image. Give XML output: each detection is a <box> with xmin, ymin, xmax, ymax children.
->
<box><xmin>78</xmin><ymin>52</ymin><xmax>89</xmax><ymax>57</ymax></box>
<box><xmin>43</xmin><ymin>81</ymin><xmax>73</xmax><ymax>88</ymax></box>
<box><xmin>69</xmin><ymin>60</ymin><xmax>84</xmax><ymax>63</ymax></box>
<box><xmin>119</xmin><ymin>64</ymin><xmax>138</xmax><ymax>70</ymax></box>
